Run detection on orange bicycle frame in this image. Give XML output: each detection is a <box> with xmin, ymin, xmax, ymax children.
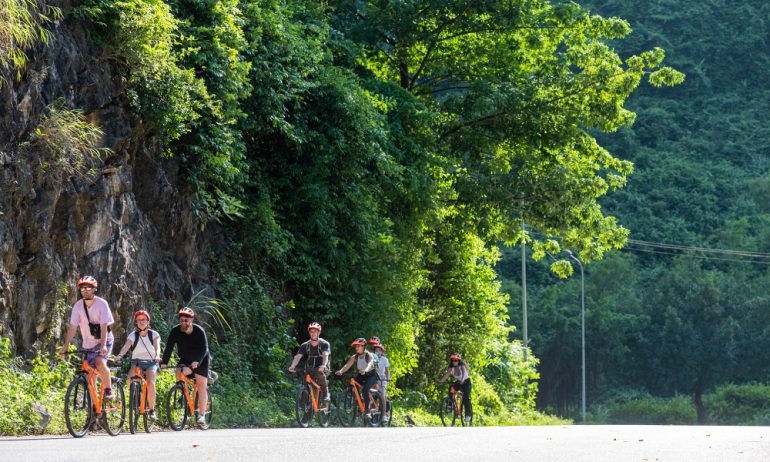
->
<box><xmin>304</xmin><ymin>373</ymin><xmax>323</xmax><ymax>412</ymax></box>
<box><xmin>175</xmin><ymin>369</ymin><xmax>200</xmax><ymax>415</ymax></box>
<box><xmin>349</xmin><ymin>378</ymin><xmax>367</xmax><ymax>412</ymax></box>
<box><xmin>80</xmin><ymin>358</ymin><xmax>108</xmax><ymax>415</ymax></box>
<box><xmin>130</xmin><ymin>366</ymin><xmax>148</xmax><ymax>414</ymax></box>
<box><xmin>449</xmin><ymin>386</ymin><xmax>463</xmax><ymax>416</ymax></box>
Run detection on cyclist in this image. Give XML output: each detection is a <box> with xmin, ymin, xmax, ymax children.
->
<box><xmin>288</xmin><ymin>322</ymin><xmax>331</xmax><ymax>404</ymax></box>
<box><xmin>336</xmin><ymin>338</ymin><xmax>378</xmax><ymax>415</ymax></box>
<box><xmin>367</xmin><ymin>337</ymin><xmax>381</xmax><ymax>374</ymax></box>
<box><xmin>439</xmin><ymin>353</ymin><xmax>473</xmax><ymax>423</ymax></box>
<box><xmin>114</xmin><ymin>310</ymin><xmax>161</xmax><ymax>420</ymax></box>
<box><xmin>372</xmin><ymin>342</ymin><xmax>390</xmax><ymax>405</ymax></box>
<box><xmin>160</xmin><ymin>306</ymin><xmax>210</xmax><ymax>427</ymax></box>
<box><xmin>59</xmin><ymin>275</ymin><xmax>116</xmax><ymax>400</ymax></box>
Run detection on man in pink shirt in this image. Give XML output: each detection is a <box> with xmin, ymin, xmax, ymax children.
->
<box><xmin>59</xmin><ymin>275</ymin><xmax>116</xmax><ymax>399</ymax></box>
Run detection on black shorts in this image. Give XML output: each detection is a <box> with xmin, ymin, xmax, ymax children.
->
<box><xmin>181</xmin><ymin>358</ymin><xmax>210</xmax><ymax>378</ymax></box>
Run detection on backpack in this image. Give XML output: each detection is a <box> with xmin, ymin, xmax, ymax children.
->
<box><xmin>130</xmin><ymin>329</ymin><xmax>156</xmax><ymax>359</ymax></box>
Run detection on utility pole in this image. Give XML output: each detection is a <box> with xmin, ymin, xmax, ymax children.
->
<box><xmin>566</xmin><ymin>250</ymin><xmax>586</xmax><ymax>423</ymax></box>
<box><xmin>522</xmin><ymin>221</ymin><xmax>528</xmax><ymax>363</ymax></box>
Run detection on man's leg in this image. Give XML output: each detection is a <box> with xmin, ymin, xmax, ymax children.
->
<box><xmin>95</xmin><ymin>357</ymin><xmax>112</xmax><ymax>394</ymax></box>
<box><xmin>314</xmin><ymin>369</ymin><xmax>329</xmax><ymax>402</ymax></box>
<box><xmin>194</xmin><ymin>374</ymin><xmax>209</xmax><ymax>416</ymax></box>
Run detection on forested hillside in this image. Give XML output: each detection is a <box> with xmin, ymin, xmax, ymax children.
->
<box><xmin>500</xmin><ymin>0</ymin><xmax>770</xmax><ymax>423</ymax></box>
<box><xmin>0</xmin><ymin>0</ymin><xmax>685</xmax><ymax>432</ymax></box>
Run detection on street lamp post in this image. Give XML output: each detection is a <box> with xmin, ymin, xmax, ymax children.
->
<box><xmin>565</xmin><ymin>250</ymin><xmax>586</xmax><ymax>423</ymax></box>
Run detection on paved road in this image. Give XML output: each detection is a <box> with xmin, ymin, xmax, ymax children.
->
<box><xmin>1</xmin><ymin>425</ymin><xmax>768</xmax><ymax>462</ymax></box>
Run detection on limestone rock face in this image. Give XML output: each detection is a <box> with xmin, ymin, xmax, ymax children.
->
<box><xmin>0</xmin><ymin>16</ymin><xmax>213</xmax><ymax>354</ymax></box>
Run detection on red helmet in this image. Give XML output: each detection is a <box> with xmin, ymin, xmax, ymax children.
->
<box><xmin>308</xmin><ymin>322</ymin><xmax>322</xmax><ymax>333</ymax></box>
<box><xmin>373</xmin><ymin>343</ymin><xmax>385</xmax><ymax>352</ymax></box>
<box><xmin>450</xmin><ymin>353</ymin><xmax>462</xmax><ymax>361</ymax></box>
<box><xmin>133</xmin><ymin>310</ymin><xmax>150</xmax><ymax>321</ymax></box>
<box><xmin>177</xmin><ymin>306</ymin><xmax>195</xmax><ymax>317</ymax></box>
<box><xmin>351</xmin><ymin>338</ymin><xmax>366</xmax><ymax>347</ymax></box>
<box><xmin>368</xmin><ymin>336</ymin><xmax>380</xmax><ymax>345</ymax></box>
<box><xmin>77</xmin><ymin>275</ymin><xmax>98</xmax><ymax>288</ymax></box>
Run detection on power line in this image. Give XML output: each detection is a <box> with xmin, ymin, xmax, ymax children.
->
<box><xmin>627</xmin><ymin>239</ymin><xmax>770</xmax><ymax>259</ymax></box>
<box><xmin>525</xmin><ymin>230</ymin><xmax>770</xmax><ymax>264</ymax></box>
<box><xmin>621</xmin><ymin>245</ymin><xmax>770</xmax><ymax>265</ymax></box>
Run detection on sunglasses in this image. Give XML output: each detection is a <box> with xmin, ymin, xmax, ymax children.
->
<box><xmin>179</xmin><ymin>315</ymin><xmax>193</xmax><ymax>320</ymax></box>
<box><xmin>79</xmin><ymin>286</ymin><xmax>95</xmax><ymax>291</ymax></box>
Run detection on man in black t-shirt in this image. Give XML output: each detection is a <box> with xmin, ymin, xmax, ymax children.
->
<box><xmin>160</xmin><ymin>306</ymin><xmax>210</xmax><ymax>427</ymax></box>
<box><xmin>288</xmin><ymin>322</ymin><xmax>331</xmax><ymax>402</ymax></box>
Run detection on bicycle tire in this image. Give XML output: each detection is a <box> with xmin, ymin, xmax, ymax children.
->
<box><xmin>439</xmin><ymin>396</ymin><xmax>452</xmax><ymax>426</ymax></box>
<box><xmin>143</xmin><ymin>402</ymin><xmax>156</xmax><ymax>433</ymax></box>
<box><xmin>295</xmin><ymin>386</ymin><xmax>313</xmax><ymax>428</ymax></box>
<box><xmin>102</xmin><ymin>380</ymin><xmax>125</xmax><ymax>436</ymax></box>
<box><xmin>337</xmin><ymin>387</ymin><xmax>358</xmax><ymax>427</ymax></box>
<box><xmin>128</xmin><ymin>381</ymin><xmax>140</xmax><ymax>434</ymax></box>
<box><xmin>64</xmin><ymin>375</ymin><xmax>91</xmax><ymax>438</ymax></box>
<box><xmin>316</xmin><ymin>393</ymin><xmax>333</xmax><ymax>428</ymax></box>
<box><xmin>194</xmin><ymin>389</ymin><xmax>213</xmax><ymax>430</ymax></box>
<box><xmin>368</xmin><ymin>391</ymin><xmax>386</xmax><ymax>427</ymax></box>
<box><xmin>455</xmin><ymin>392</ymin><xmax>467</xmax><ymax>427</ymax></box>
<box><xmin>383</xmin><ymin>399</ymin><xmax>393</xmax><ymax>427</ymax></box>
<box><xmin>166</xmin><ymin>382</ymin><xmax>188</xmax><ymax>431</ymax></box>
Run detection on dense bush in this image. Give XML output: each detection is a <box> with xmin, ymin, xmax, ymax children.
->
<box><xmin>588</xmin><ymin>393</ymin><xmax>696</xmax><ymax>425</ymax></box>
<box><xmin>704</xmin><ymin>383</ymin><xmax>770</xmax><ymax>425</ymax></box>
<box><xmin>0</xmin><ymin>338</ymin><xmax>72</xmax><ymax>435</ymax></box>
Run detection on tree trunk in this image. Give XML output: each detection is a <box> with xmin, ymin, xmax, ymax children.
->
<box><xmin>693</xmin><ymin>379</ymin><xmax>707</xmax><ymax>424</ymax></box>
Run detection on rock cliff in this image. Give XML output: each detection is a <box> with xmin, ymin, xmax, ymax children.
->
<box><xmin>0</xmin><ymin>11</ymin><xmax>213</xmax><ymax>355</ymax></box>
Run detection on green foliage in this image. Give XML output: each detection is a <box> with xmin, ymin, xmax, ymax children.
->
<box><xmin>0</xmin><ymin>338</ymin><xmax>74</xmax><ymax>435</ymax></box>
<box><xmin>704</xmin><ymin>383</ymin><xmax>770</xmax><ymax>425</ymax></box>
<box><xmin>0</xmin><ymin>0</ymin><xmax>61</xmax><ymax>83</ymax></box>
<box><xmin>588</xmin><ymin>393</ymin><xmax>696</xmax><ymax>425</ymax></box>
<box><xmin>27</xmin><ymin>98</ymin><xmax>111</xmax><ymax>179</ymax></box>
<box><xmin>12</xmin><ymin>0</ymin><xmax>697</xmax><ymax>427</ymax></box>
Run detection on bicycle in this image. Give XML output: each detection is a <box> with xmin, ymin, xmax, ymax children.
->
<box><xmin>439</xmin><ymin>382</ymin><xmax>471</xmax><ymax>427</ymax></box>
<box><xmin>293</xmin><ymin>370</ymin><xmax>335</xmax><ymax>428</ymax></box>
<box><xmin>163</xmin><ymin>364</ymin><xmax>213</xmax><ymax>430</ymax></box>
<box><xmin>125</xmin><ymin>361</ymin><xmax>158</xmax><ymax>433</ymax></box>
<box><xmin>336</xmin><ymin>374</ymin><xmax>386</xmax><ymax>427</ymax></box>
<box><xmin>377</xmin><ymin>379</ymin><xmax>393</xmax><ymax>427</ymax></box>
<box><xmin>63</xmin><ymin>350</ymin><xmax>126</xmax><ymax>438</ymax></box>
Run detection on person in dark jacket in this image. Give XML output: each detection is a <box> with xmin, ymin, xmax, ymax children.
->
<box><xmin>160</xmin><ymin>306</ymin><xmax>210</xmax><ymax>426</ymax></box>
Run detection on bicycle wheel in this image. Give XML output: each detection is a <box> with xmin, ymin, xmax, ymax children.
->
<box><xmin>439</xmin><ymin>396</ymin><xmax>454</xmax><ymax>427</ymax></box>
<box><xmin>367</xmin><ymin>391</ymin><xmax>386</xmax><ymax>427</ymax></box>
<box><xmin>64</xmin><ymin>375</ymin><xmax>92</xmax><ymax>438</ymax></box>
<box><xmin>383</xmin><ymin>399</ymin><xmax>393</xmax><ymax>427</ymax></box>
<box><xmin>128</xmin><ymin>381</ymin><xmax>140</xmax><ymax>434</ymax></box>
<box><xmin>101</xmin><ymin>380</ymin><xmax>125</xmax><ymax>436</ymax></box>
<box><xmin>337</xmin><ymin>388</ymin><xmax>358</xmax><ymax>427</ymax></box>
<box><xmin>295</xmin><ymin>387</ymin><xmax>313</xmax><ymax>428</ymax></box>
<box><xmin>316</xmin><ymin>392</ymin><xmax>334</xmax><ymax>428</ymax></box>
<box><xmin>143</xmin><ymin>398</ymin><xmax>156</xmax><ymax>433</ymax></box>
<box><xmin>194</xmin><ymin>389</ymin><xmax>213</xmax><ymax>430</ymax></box>
<box><xmin>166</xmin><ymin>383</ymin><xmax>188</xmax><ymax>431</ymax></box>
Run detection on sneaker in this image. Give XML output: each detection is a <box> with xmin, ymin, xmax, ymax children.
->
<box><xmin>196</xmin><ymin>414</ymin><xmax>206</xmax><ymax>426</ymax></box>
<box><xmin>104</xmin><ymin>388</ymin><xmax>114</xmax><ymax>400</ymax></box>
<box><xmin>464</xmin><ymin>416</ymin><xmax>472</xmax><ymax>423</ymax></box>
<box><xmin>148</xmin><ymin>409</ymin><xmax>157</xmax><ymax>421</ymax></box>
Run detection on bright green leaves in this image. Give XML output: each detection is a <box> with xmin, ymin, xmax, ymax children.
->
<box><xmin>69</xmin><ymin>0</ymin><xmax>682</xmax><ymax>416</ymax></box>
<box><xmin>332</xmin><ymin>0</ymin><xmax>682</xmax><ymax>265</ymax></box>
<box><xmin>649</xmin><ymin>67</ymin><xmax>686</xmax><ymax>87</ymax></box>
<box><xmin>0</xmin><ymin>0</ymin><xmax>61</xmax><ymax>84</ymax></box>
